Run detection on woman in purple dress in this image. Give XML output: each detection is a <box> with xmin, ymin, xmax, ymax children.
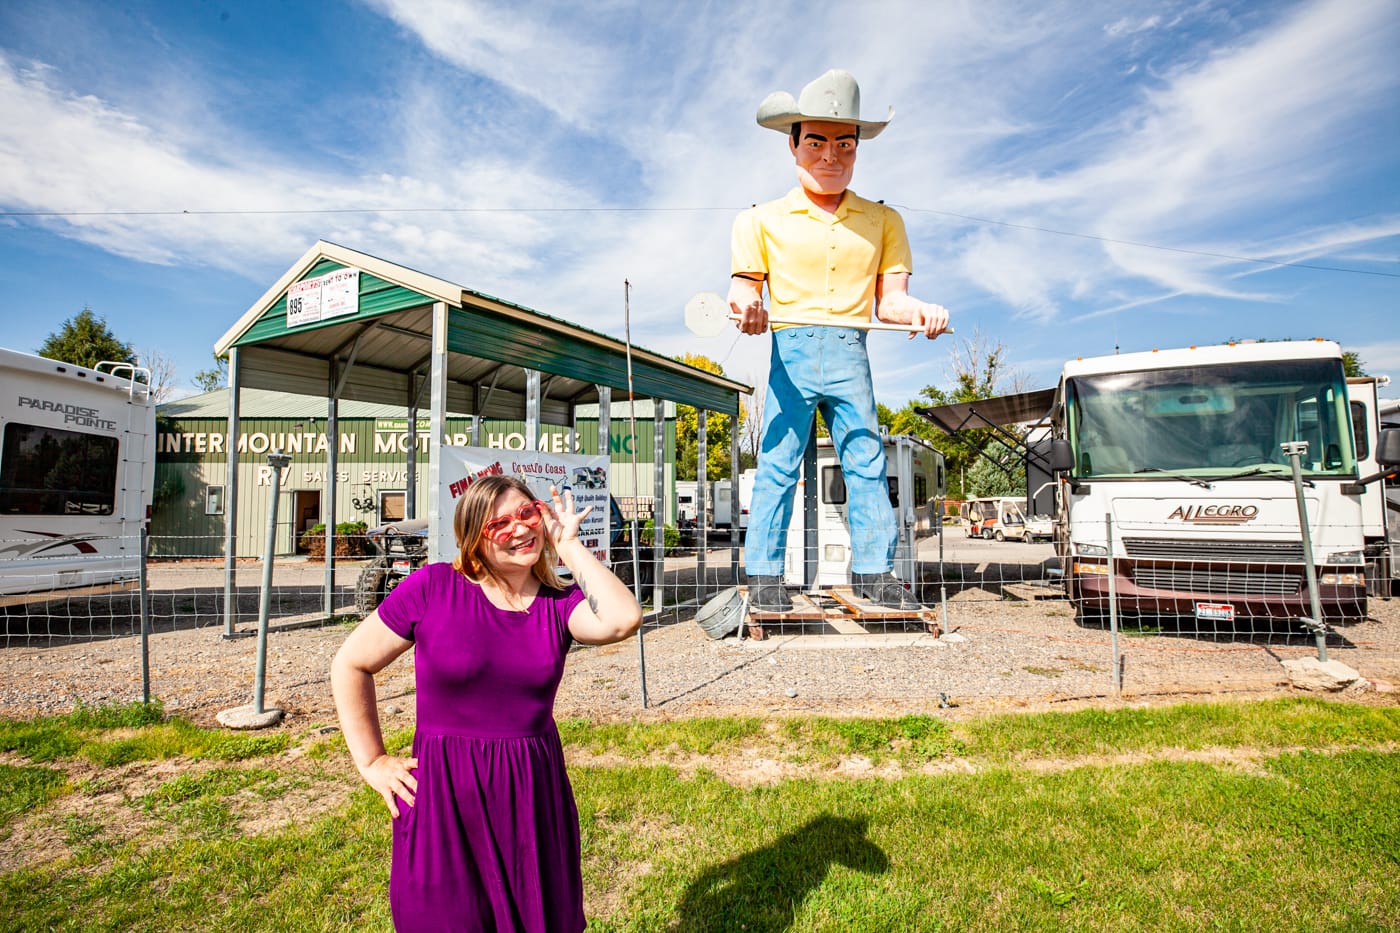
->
<box><xmin>332</xmin><ymin>475</ymin><xmax>643</xmax><ymax>931</ymax></box>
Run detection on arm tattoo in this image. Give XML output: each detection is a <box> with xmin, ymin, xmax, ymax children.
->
<box><xmin>577</xmin><ymin>575</ymin><xmax>601</xmax><ymax>613</ymax></box>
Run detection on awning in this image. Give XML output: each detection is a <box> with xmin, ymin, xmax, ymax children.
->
<box><xmin>914</xmin><ymin>388</ymin><xmax>1056</xmax><ymax>436</ymax></box>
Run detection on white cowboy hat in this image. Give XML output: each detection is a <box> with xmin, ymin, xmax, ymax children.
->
<box><xmin>756</xmin><ymin>69</ymin><xmax>894</xmax><ymax>140</ymax></box>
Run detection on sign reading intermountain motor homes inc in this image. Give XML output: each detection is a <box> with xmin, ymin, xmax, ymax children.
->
<box><xmin>286</xmin><ymin>269</ymin><xmax>359</xmax><ymax>328</ymax></box>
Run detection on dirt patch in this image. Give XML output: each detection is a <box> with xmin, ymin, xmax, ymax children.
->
<box><xmin>0</xmin><ymin>733</ymin><xmax>358</xmax><ymax>875</ymax></box>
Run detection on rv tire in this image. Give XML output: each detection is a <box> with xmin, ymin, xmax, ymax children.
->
<box><xmin>355</xmin><ymin>556</ymin><xmax>391</xmax><ymax>616</ymax></box>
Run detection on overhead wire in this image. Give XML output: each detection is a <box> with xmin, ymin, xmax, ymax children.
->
<box><xmin>2</xmin><ymin>203</ymin><xmax>1395</xmax><ymax>278</ymax></box>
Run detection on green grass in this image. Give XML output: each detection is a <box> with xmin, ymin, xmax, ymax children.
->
<box><xmin>1</xmin><ymin>698</ymin><xmax>1398</xmax><ymax>931</ymax></box>
<box><xmin>0</xmin><ymin>762</ymin><xmax>68</xmax><ymax>830</ymax></box>
<box><xmin>558</xmin><ymin>715</ymin><xmax>762</xmax><ymax>755</ymax></box>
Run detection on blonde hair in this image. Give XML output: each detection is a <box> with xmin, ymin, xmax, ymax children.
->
<box><xmin>451</xmin><ymin>475</ymin><xmax>566</xmax><ymax>590</ymax></box>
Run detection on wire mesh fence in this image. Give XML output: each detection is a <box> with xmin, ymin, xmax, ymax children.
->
<box><xmin>0</xmin><ymin>530</ymin><xmax>359</xmax><ymax>645</ymax></box>
<box><xmin>2</xmin><ymin>517</ymin><xmax>1395</xmax><ymax>707</ymax></box>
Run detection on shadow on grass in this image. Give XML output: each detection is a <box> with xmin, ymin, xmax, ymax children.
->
<box><xmin>670</xmin><ymin>813</ymin><xmax>888</xmax><ymax>932</ymax></box>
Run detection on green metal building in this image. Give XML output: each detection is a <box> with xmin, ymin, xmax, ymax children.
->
<box><xmin>152</xmin><ymin>390</ymin><xmax>677</xmax><ymax>557</ymax></box>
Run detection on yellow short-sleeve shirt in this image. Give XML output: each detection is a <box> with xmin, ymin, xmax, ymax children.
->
<box><xmin>731</xmin><ymin>187</ymin><xmax>913</xmax><ymax>329</ymax></box>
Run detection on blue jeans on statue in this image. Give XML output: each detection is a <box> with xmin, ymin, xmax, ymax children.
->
<box><xmin>744</xmin><ymin>325</ymin><xmax>896</xmax><ymax>577</ymax></box>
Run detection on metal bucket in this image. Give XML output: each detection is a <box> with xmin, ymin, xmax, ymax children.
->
<box><xmin>694</xmin><ymin>587</ymin><xmax>747</xmax><ymax>639</ymax></box>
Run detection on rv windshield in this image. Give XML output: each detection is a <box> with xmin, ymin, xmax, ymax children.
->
<box><xmin>1065</xmin><ymin>357</ymin><xmax>1354</xmax><ymax>480</ymax></box>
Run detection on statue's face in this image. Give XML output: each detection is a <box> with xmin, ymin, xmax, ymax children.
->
<box><xmin>790</xmin><ymin>120</ymin><xmax>858</xmax><ymax>198</ymax></box>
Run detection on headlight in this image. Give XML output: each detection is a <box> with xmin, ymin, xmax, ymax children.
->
<box><xmin>1073</xmin><ymin>561</ymin><xmax>1110</xmax><ymax>576</ymax></box>
<box><xmin>1074</xmin><ymin>543</ymin><xmax>1108</xmax><ymax>557</ymax></box>
<box><xmin>1320</xmin><ymin>571</ymin><xmax>1365</xmax><ymax>586</ymax></box>
<box><xmin>1326</xmin><ymin>550</ymin><xmax>1363</xmax><ymax>565</ymax></box>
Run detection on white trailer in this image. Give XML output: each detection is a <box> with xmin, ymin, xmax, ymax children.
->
<box><xmin>782</xmin><ymin>434</ymin><xmax>946</xmax><ymax>588</ymax></box>
<box><xmin>677</xmin><ymin>478</ymin><xmax>739</xmax><ymax>533</ymax></box>
<box><xmin>1047</xmin><ymin>340</ymin><xmax>1399</xmax><ymax>622</ymax></box>
<box><xmin>0</xmin><ymin>348</ymin><xmax>155</xmax><ymax>606</ymax></box>
<box><xmin>1349</xmin><ymin>377</ymin><xmax>1400</xmax><ymax>595</ymax></box>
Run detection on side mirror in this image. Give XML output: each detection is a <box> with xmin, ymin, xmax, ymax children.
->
<box><xmin>1378</xmin><ymin>428</ymin><xmax>1400</xmax><ymax>467</ymax></box>
<box><xmin>1049</xmin><ymin>438</ymin><xmax>1074</xmax><ymax>472</ymax></box>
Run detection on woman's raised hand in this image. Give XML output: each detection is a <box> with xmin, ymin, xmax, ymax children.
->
<box><xmin>541</xmin><ymin>485</ymin><xmax>592</xmax><ymax>545</ymax></box>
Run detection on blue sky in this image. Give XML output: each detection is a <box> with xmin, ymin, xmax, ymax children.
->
<box><xmin>1</xmin><ymin>0</ymin><xmax>1397</xmax><ymax>408</ymax></box>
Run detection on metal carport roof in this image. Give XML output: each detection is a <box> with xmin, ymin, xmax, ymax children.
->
<box><xmin>215</xmin><ymin>240</ymin><xmax>748</xmax><ymax>418</ymax></box>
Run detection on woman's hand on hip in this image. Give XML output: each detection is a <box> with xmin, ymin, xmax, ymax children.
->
<box><xmin>361</xmin><ymin>753</ymin><xmax>419</xmax><ymax>818</ymax></box>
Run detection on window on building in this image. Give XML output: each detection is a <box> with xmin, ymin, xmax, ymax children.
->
<box><xmin>379</xmin><ymin>491</ymin><xmax>406</xmax><ymax>522</ymax></box>
<box><xmin>205</xmin><ymin>485</ymin><xmax>225</xmax><ymax>515</ymax></box>
<box><xmin>0</xmin><ymin>422</ymin><xmax>118</xmax><ymax>516</ymax></box>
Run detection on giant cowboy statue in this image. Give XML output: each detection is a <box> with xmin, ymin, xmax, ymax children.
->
<box><xmin>729</xmin><ymin>69</ymin><xmax>951</xmax><ymax>613</ymax></box>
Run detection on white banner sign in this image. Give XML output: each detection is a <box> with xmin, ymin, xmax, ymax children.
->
<box><xmin>435</xmin><ymin>445</ymin><xmax>611</xmax><ymax>570</ymax></box>
<box><xmin>286</xmin><ymin>269</ymin><xmax>360</xmax><ymax>328</ymax></box>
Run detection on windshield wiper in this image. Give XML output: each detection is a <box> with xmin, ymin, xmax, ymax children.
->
<box><xmin>1215</xmin><ymin>463</ymin><xmax>1293</xmax><ymax>480</ymax></box>
<box><xmin>1132</xmin><ymin>468</ymin><xmax>1212</xmax><ymax>488</ymax></box>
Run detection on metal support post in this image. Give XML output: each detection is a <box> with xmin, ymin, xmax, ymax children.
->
<box><xmin>139</xmin><ymin>526</ymin><xmax>151</xmax><ymax>706</ymax></box>
<box><xmin>1106</xmin><ymin>514</ymin><xmax>1121</xmax><ymax>693</ymax></box>
<box><xmin>1282</xmin><ymin>441</ymin><xmax>1330</xmax><ymax>661</ymax></box>
<box><xmin>255</xmin><ymin>450</ymin><xmax>292</xmax><ymax>714</ymax></box>
<box><xmin>697</xmin><ymin>409</ymin><xmax>708</xmax><ymax>595</ymax></box>
<box><xmin>222</xmin><ymin>348</ymin><xmax>241</xmax><ymax>638</ymax></box>
<box><xmin>802</xmin><ymin>427</ymin><xmax>817</xmax><ymax>591</ymax></box>
<box><xmin>219</xmin><ymin>450</ymin><xmax>290</xmax><ymax>730</ymax></box>
<box><xmin>730</xmin><ymin>423</ymin><xmax>741</xmax><ymax>583</ymax></box>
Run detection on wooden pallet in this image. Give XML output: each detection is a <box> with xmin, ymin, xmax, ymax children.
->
<box><xmin>742</xmin><ymin>586</ymin><xmax>940</xmax><ymax>641</ymax></box>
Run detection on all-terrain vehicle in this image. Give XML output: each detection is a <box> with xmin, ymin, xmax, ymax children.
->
<box><xmin>353</xmin><ymin>498</ymin><xmax>655</xmax><ymax>616</ymax></box>
<box><xmin>354</xmin><ymin>517</ymin><xmax>430</xmax><ymax>616</ymax></box>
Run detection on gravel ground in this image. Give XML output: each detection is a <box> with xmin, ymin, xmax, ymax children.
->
<box><xmin>3</xmin><ymin>555</ymin><xmax>1398</xmax><ymax>727</ymax></box>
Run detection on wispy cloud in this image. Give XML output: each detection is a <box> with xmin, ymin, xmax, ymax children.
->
<box><xmin>1</xmin><ymin>0</ymin><xmax>1396</xmax><ymax>401</ymax></box>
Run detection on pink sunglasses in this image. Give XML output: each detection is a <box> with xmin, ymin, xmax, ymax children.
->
<box><xmin>482</xmin><ymin>500</ymin><xmax>547</xmax><ymax>543</ymax></box>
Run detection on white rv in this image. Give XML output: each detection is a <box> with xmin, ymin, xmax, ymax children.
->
<box><xmin>1047</xmin><ymin>340</ymin><xmax>1399</xmax><ymax>622</ymax></box>
<box><xmin>0</xmin><ymin>348</ymin><xmax>155</xmax><ymax>606</ymax></box>
<box><xmin>1348</xmin><ymin>377</ymin><xmax>1400</xmax><ymax>595</ymax></box>
<box><xmin>676</xmin><ymin>478</ymin><xmax>740</xmax><ymax>533</ymax></box>
<box><xmin>782</xmin><ymin>434</ymin><xmax>946</xmax><ymax>587</ymax></box>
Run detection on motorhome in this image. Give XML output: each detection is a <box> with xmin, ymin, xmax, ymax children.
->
<box><xmin>783</xmin><ymin>434</ymin><xmax>946</xmax><ymax>588</ymax></box>
<box><xmin>1348</xmin><ymin>377</ymin><xmax>1400</xmax><ymax>595</ymax></box>
<box><xmin>676</xmin><ymin>478</ymin><xmax>740</xmax><ymax>534</ymax></box>
<box><xmin>1048</xmin><ymin>340</ymin><xmax>1399</xmax><ymax>622</ymax></box>
<box><xmin>0</xmin><ymin>348</ymin><xmax>155</xmax><ymax>606</ymax></box>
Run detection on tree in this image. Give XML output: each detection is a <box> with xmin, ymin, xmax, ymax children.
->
<box><xmin>192</xmin><ymin>353</ymin><xmax>229</xmax><ymax>393</ymax></box>
<box><xmin>738</xmin><ymin>392</ymin><xmax>763</xmax><ymax>471</ymax></box>
<box><xmin>905</xmin><ymin>328</ymin><xmax>1026</xmax><ymax>499</ymax></box>
<box><xmin>135</xmin><ymin>347</ymin><xmax>179</xmax><ymax>403</ymax></box>
<box><xmin>965</xmin><ymin>438</ymin><xmax>1025</xmax><ymax>497</ymax></box>
<box><xmin>1342</xmin><ymin>351</ymin><xmax>1366</xmax><ymax>377</ymax></box>
<box><xmin>673</xmin><ymin>353</ymin><xmax>749</xmax><ymax>480</ymax></box>
<box><xmin>38</xmin><ymin>307</ymin><xmax>135</xmax><ymax>370</ymax></box>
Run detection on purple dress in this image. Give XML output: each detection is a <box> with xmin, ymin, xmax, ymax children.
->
<box><xmin>376</xmin><ymin>561</ymin><xmax>587</xmax><ymax>932</ymax></box>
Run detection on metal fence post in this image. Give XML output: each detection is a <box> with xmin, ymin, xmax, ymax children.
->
<box><xmin>216</xmin><ymin>450</ymin><xmax>289</xmax><ymax>730</ymax></box>
<box><xmin>1282</xmin><ymin>441</ymin><xmax>1330</xmax><ymax>662</ymax></box>
<box><xmin>139</xmin><ymin>526</ymin><xmax>151</xmax><ymax>706</ymax></box>
<box><xmin>1106</xmin><ymin>513</ymin><xmax>1121</xmax><ymax>693</ymax></box>
<box><xmin>254</xmin><ymin>450</ymin><xmax>292</xmax><ymax>714</ymax></box>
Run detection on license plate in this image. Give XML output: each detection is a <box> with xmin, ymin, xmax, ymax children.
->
<box><xmin>392</xmin><ymin>560</ymin><xmax>412</xmax><ymax>574</ymax></box>
<box><xmin>1195</xmin><ymin>602</ymin><xmax>1235</xmax><ymax>621</ymax></box>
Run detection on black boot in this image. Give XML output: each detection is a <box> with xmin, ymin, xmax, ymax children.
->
<box><xmin>747</xmin><ymin>575</ymin><xmax>793</xmax><ymax>613</ymax></box>
<box><xmin>852</xmin><ymin>572</ymin><xmax>922</xmax><ymax>610</ymax></box>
